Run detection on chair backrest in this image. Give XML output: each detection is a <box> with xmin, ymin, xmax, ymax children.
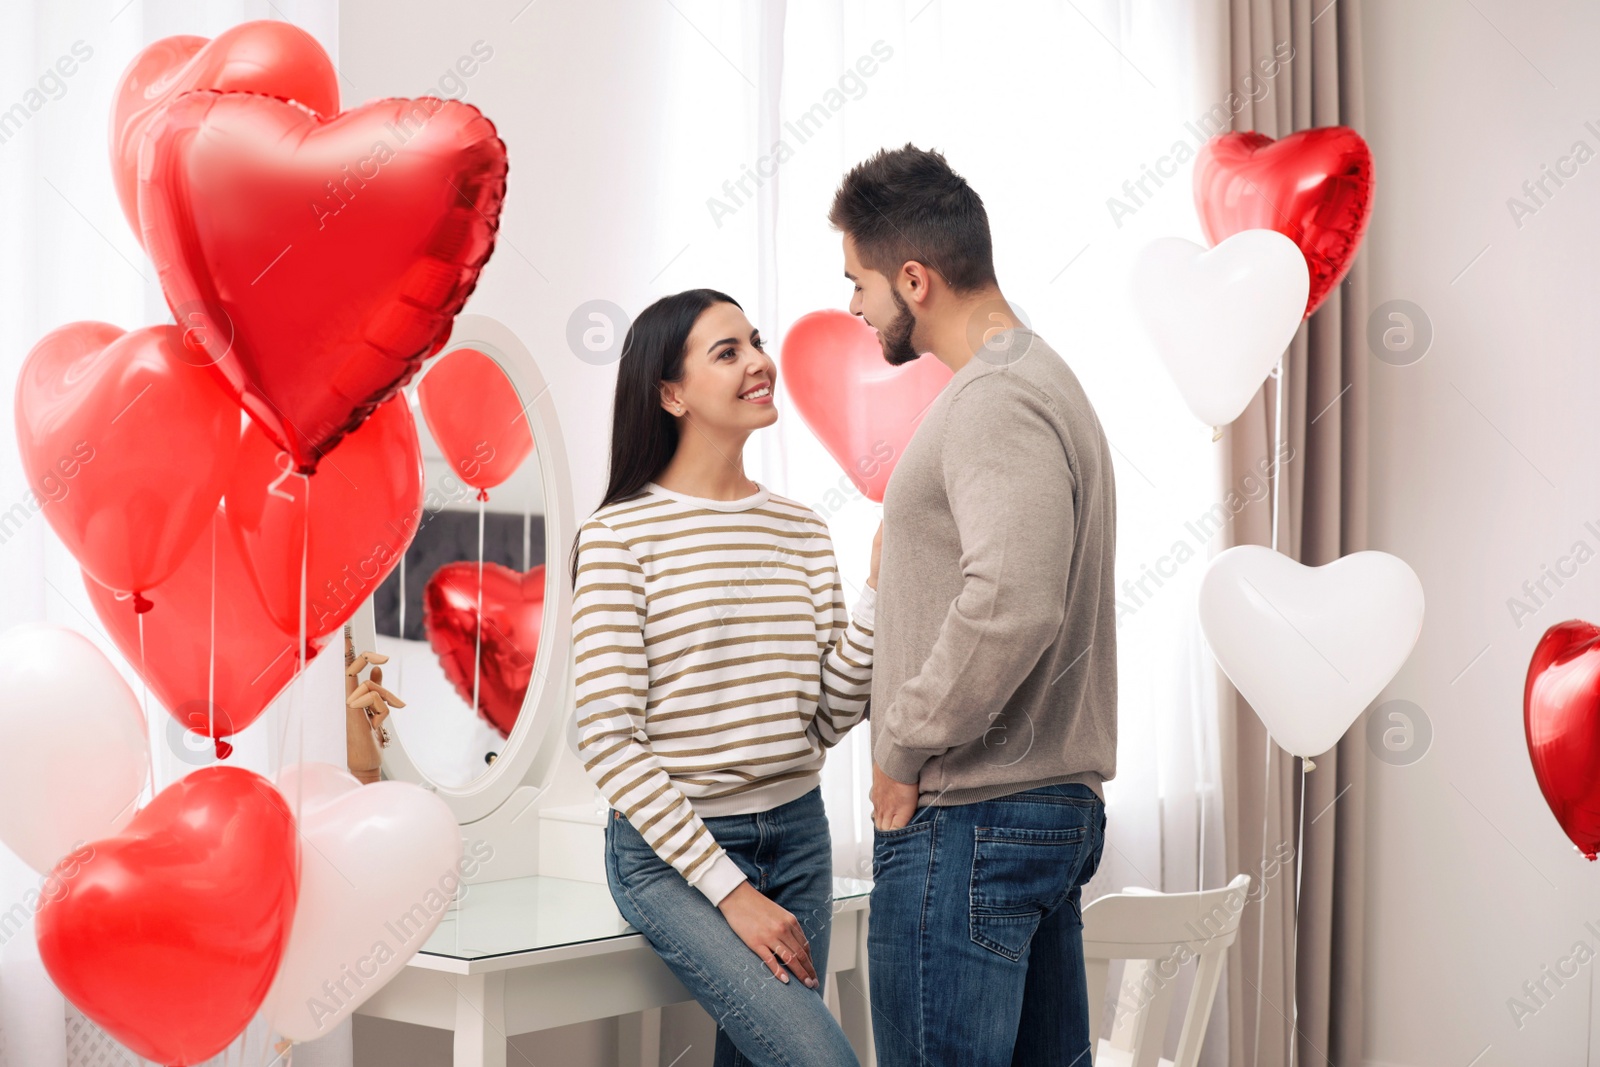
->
<box><xmin>1082</xmin><ymin>873</ymin><xmax>1252</xmax><ymax>1067</ymax></box>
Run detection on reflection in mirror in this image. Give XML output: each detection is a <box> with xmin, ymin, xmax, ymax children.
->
<box><xmin>371</xmin><ymin>346</ymin><xmax>546</xmax><ymax>789</ymax></box>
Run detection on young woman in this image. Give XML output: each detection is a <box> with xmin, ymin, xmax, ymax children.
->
<box><xmin>569</xmin><ymin>289</ymin><xmax>879</xmax><ymax>1067</ymax></box>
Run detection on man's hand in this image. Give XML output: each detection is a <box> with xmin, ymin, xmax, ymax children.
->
<box><xmin>871</xmin><ymin>760</ymin><xmax>919</xmax><ymax>831</ymax></box>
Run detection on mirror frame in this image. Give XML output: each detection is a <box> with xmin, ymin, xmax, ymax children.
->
<box><xmin>349</xmin><ymin>314</ymin><xmax>575</xmax><ymax>824</ymax></box>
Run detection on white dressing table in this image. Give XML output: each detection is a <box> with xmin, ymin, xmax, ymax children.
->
<box><xmin>355</xmin><ymin>874</ymin><xmax>876</xmax><ymax>1067</ymax></box>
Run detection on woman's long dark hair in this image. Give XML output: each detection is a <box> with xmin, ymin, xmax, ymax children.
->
<box><xmin>568</xmin><ymin>288</ymin><xmax>743</xmax><ymax>589</ymax></box>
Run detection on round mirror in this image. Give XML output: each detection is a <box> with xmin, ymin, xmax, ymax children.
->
<box><xmin>347</xmin><ymin>315</ymin><xmax>575</xmax><ymax>823</ymax></box>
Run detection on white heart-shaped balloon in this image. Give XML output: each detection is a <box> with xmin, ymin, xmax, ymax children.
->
<box><xmin>274</xmin><ymin>760</ymin><xmax>363</xmax><ymax>815</ymax></box>
<box><xmin>1198</xmin><ymin>546</ymin><xmax>1425</xmax><ymax>758</ymax></box>
<box><xmin>263</xmin><ymin>763</ymin><xmax>464</xmax><ymax>1042</ymax></box>
<box><xmin>1131</xmin><ymin>230</ymin><xmax>1309</xmax><ymax>427</ymax></box>
<box><xmin>0</xmin><ymin>624</ymin><xmax>148</xmax><ymax>873</ymax></box>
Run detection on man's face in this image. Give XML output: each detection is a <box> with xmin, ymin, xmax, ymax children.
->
<box><xmin>843</xmin><ymin>234</ymin><xmax>920</xmax><ymax>366</ymax></box>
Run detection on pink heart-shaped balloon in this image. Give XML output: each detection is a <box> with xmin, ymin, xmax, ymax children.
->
<box><xmin>780</xmin><ymin>309</ymin><xmax>951</xmax><ymax>502</ymax></box>
<box><xmin>263</xmin><ymin>764</ymin><xmax>463</xmax><ymax>1041</ymax></box>
<box><xmin>110</xmin><ymin>20</ymin><xmax>340</xmax><ymax>246</ymax></box>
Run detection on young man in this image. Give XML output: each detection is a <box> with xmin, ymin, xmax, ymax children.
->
<box><xmin>830</xmin><ymin>144</ymin><xmax>1118</xmax><ymax>1066</ymax></box>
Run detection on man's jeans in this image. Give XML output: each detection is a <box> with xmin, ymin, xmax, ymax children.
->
<box><xmin>605</xmin><ymin>786</ymin><xmax>859</xmax><ymax>1067</ymax></box>
<box><xmin>868</xmin><ymin>782</ymin><xmax>1107</xmax><ymax>1067</ymax></box>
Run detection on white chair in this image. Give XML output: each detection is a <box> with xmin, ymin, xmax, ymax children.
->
<box><xmin>1083</xmin><ymin>872</ymin><xmax>1252</xmax><ymax>1067</ymax></box>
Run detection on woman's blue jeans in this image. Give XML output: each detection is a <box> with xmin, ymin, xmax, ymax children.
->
<box><xmin>604</xmin><ymin>786</ymin><xmax>859</xmax><ymax>1067</ymax></box>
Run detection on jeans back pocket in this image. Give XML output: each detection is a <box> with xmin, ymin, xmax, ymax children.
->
<box><xmin>969</xmin><ymin>824</ymin><xmax>1088</xmax><ymax>960</ymax></box>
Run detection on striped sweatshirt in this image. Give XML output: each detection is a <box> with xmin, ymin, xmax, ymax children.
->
<box><xmin>571</xmin><ymin>480</ymin><xmax>875</xmax><ymax>905</ymax></box>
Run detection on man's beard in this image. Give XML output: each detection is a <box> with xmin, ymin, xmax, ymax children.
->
<box><xmin>879</xmin><ymin>288</ymin><xmax>921</xmax><ymax>366</ymax></box>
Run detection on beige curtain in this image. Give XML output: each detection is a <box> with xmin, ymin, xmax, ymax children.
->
<box><xmin>1210</xmin><ymin>1</ymin><xmax>1370</xmax><ymax>1066</ymax></box>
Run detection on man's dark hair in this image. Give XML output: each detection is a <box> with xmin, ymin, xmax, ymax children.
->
<box><xmin>828</xmin><ymin>143</ymin><xmax>997</xmax><ymax>293</ymax></box>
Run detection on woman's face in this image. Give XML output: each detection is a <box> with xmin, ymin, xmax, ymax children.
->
<box><xmin>661</xmin><ymin>302</ymin><xmax>778</xmax><ymax>435</ymax></box>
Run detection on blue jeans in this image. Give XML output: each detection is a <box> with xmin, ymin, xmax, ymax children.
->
<box><xmin>868</xmin><ymin>782</ymin><xmax>1107</xmax><ymax>1067</ymax></box>
<box><xmin>604</xmin><ymin>786</ymin><xmax>859</xmax><ymax>1067</ymax></box>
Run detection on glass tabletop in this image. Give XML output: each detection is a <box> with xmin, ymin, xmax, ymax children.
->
<box><xmin>420</xmin><ymin>875</ymin><xmax>873</xmax><ymax>962</ymax></box>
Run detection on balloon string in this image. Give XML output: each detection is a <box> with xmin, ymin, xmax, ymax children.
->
<box><xmin>1289</xmin><ymin>757</ymin><xmax>1309</xmax><ymax>1067</ymax></box>
<box><xmin>137</xmin><ymin>607</ymin><xmax>153</xmax><ymax>804</ymax></box>
<box><xmin>297</xmin><ymin>472</ymin><xmax>309</xmax><ymax>834</ymax></box>
<box><xmin>1271</xmin><ymin>350</ymin><xmax>1285</xmax><ymax>558</ymax></box>
<box><xmin>267</xmin><ymin>451</ymin><xmax>296</xmax><ymax>501</ymax></box>
<box><xmin>398</xmin><ymin>550</ymin><xmax>407</xmax><ymax>696</ymax></box>
<box><xmin>1250</xmin><ymin>348</ymin><xmax>1289</xmax><ymax>1067</ymax></box>
<box><xmin>209</xmin><ymin>512</ymin><xmax>217</xmax><ymax>756</ymax></box>
<box><xmin>473</xmin><ymin>492</ymin><xmax>485</xmax><ymax>719</ymax></box>
<box><xmin>1250</xmin><ymin>737</ymin><xmax>1272</xmax><ymax>1067</ymax></box>
<box><xmin>275</xmin><ymin>471</ymin><xmax>311</xmax><ymax>1067</ymax></box>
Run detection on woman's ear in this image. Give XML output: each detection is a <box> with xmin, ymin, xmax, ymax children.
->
<box><xmin>659</xmin><ymin>385</ymin><xmax>684</xmax><ymax>417</ymax></box>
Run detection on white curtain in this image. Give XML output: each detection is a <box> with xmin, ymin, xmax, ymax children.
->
<box><xmin>757</xmin><ymin>3</ymin><xmax>1235</xmax><ymax>1062</ymax></box>
<box><xmin>0</xmin><ymin>3</ymin><xmax>349</xmax><ymax>1066</ymax></box>
<box><xmin>2</xmin><ymin>1</ymin><xmax>1234</xmax><ymax>1065</ymax></box>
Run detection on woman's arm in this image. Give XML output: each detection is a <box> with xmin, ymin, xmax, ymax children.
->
<box><xmin>807</xmin><ymin>519</ymin><xmax>881</xmax><ymax>749</ymax></box>
<box><xmin>571</xmin><ymin>518</ymin><xmax>747</xmax><ymax>906</ymax></box>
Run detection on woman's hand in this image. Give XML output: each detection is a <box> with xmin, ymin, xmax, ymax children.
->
<box><xmin>867</xmin><ymin>518</ymin><xmax>883</xmax><ymax>590</ymax></box>
<box><xmin>716</xmin><ymin>881</ymin><xmax>819</xmax><ymax>988</ymax></box>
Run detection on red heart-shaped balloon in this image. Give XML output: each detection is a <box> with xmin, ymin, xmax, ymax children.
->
<box><xmin>139</xmin><ymin>90</ymin><xmax>508</xmax><ymax>471</ymax></box>
<box><xmin>14</xmin><ymin>322</ymin><xmax>241</xmax><ymax>599</ymax></box>
<box><xmin>1193</xmin><ymin>127</ymin><xmax>1374</xmax><ymax>318</ymax></box>
<box><xmin>35</xmin><ymin>766</ymin><xmax>299</xmax><ymax>1066</ymax></box>
<box><xmin>417</xmin><ymin>347</ymin><xmax>534</xmax><ymax>495</ymax></box>
<box><xmin>1525</xmin><ymin>620</ymin><xmax>1600</xmax><ymax>860</ymax></box>
<box><xmin>780</xmin><ymin>309</ymin><xmax>950</xmax><ymax>502</ymax></box>
<box><xmin>110</xmin><ymin>21</ymin><xmax>340</xmax><ymax>246</ymax></box>
<box><xmin>423</xmin><ymin>562</ymin><xmax>545</xmax><ymax>738</ymax></box>
<box><xmin>83</xmin><ymin>507</ymin><xmax>326</xmax><ymax>754</ymax></box>
<box><xmin>227</xmin><ymin>395</ymin><xmax>424</xmax><ymax>639</ymax></box>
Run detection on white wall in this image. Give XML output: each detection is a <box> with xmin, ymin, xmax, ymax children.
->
<box><xmin>1361</xmin><ymin>2</ymin><xmax>1600</xmax><ymax>1064</ymax></box>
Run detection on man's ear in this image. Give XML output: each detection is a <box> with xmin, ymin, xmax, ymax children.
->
<box><xmin>900</xmin><ymin>260</ymin><xmax>934</xmax><ymax>307</ymax></box>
